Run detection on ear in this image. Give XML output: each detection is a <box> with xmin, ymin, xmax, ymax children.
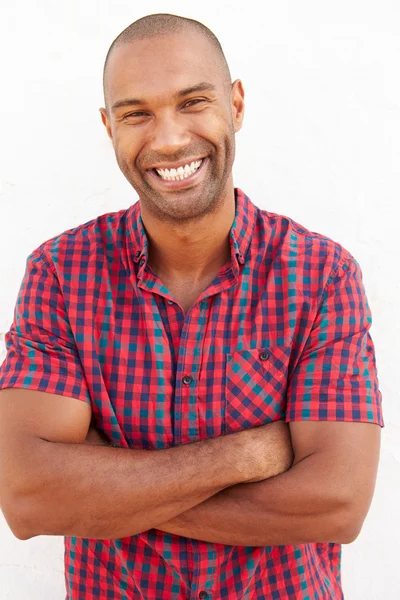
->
<box><xmin>231</xmin><ymin>79</ymin><xmax>245</xmax><ymax>133</ymax></box>
<box><xmin>99</xmin><ymin>108</ymin><xmax>113</xmax><ymax>141</ymax></box>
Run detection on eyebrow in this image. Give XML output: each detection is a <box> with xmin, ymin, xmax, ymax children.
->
<box><xmin>111</xmin><ymin>82</ymin><xmax>217</xmax><ymax>112</ymax></box>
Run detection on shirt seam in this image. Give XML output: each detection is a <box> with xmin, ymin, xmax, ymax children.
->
<box><xmin>314</xmin><ymin>251</ymin><xmax>354</xmax><ymax>318</ymax></box>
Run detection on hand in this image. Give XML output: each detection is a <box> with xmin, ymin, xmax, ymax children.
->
<box><xmin>85</xmin><ymin>426</ymin><xmax>109</xmax><ymax>446</ymax></box>
<box><xmin>236</xmin><ymin>420</ymin><xmax>294</xmax><ymax>483</ymax></box>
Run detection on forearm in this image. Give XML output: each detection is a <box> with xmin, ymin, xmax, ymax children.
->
<box><xmin>157</xmin><ymin>452</ymin><xmax>354</xmax><ymax>546</ymax></box>
<box><xmin>12</xmin><ymin>433</ymin><xmax>247</xmax><ymax>541</ymax></box>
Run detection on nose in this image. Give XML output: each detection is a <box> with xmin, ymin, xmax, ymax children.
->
<box><xmin>149</xmin><ymin>112</ymin><xmax>191</xmax><ymax>156</ymax></box>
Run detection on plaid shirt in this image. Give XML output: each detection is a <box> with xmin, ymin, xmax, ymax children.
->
<box><xmin>0</xmin><ymin>188</ymin><xmax>382</xmax><ymax>599</ymax></box>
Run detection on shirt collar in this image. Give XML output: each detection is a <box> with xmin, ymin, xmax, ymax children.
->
<box><xmin>125</xmin><ymin>187</ymin><xmax>257</xmax><ymax>269</ymax></box>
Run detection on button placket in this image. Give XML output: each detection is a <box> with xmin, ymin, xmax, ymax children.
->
<box><xmin>173</xmin><ymin>303</ymin><xmax>209</xmax><ymax>445</ymax></box>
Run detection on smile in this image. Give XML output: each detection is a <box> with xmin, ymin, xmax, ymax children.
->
<box><xmin>146</xmin><ymin>157</ymin><xmax>209</xmax><ymax>190</ymax></box>
<box><xmin>155</xmin><ymin>159</ymin><xmax>203</xmax><ymax>181</ymax></box>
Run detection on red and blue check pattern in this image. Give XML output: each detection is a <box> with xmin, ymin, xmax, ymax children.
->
<box><xmin>0</xmin><ymin>188</ymin><xmax>383</xmax><ymax>599</ymax></box>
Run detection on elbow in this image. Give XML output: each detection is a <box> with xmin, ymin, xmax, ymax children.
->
<box><xmin>0</xmin><ymin>446</ymin><xmax>46</xmax><ymax>540</ymax></box>
<box><xmin>0</xmin><ymin>484</ymin><xmax>38</xmax><ymax>541</ymax></box>
<box><xmin>0</xmin><ymin>437</ymin><xmax>64</xmax><ymax>540</ymax></box>
<box><xmin>12</xmin><ymin>524</ymin><xmax>36</xmax><ymax>541</ymax></box>
<box><xmin>336</xmin><ymin>516</ymin><xmax>363</xmax><ymax>544</ymax></box>
<box><xmin>320</xmin><ymin>478</ymin><xmax>372</xmax><ymax>544</ymax></box>
<box><xmin>337</xmin><ymin>489</ymin><xmax>372</xmax><ymax>544</ymax></box>
<box><xmin>1</xmin><ymin>498</ymin><xmax>35</xmax><ymax>541</ymax></box>
<box><xmin>307</xmin><ymin>486</ymin><xmax>367</xmax><ymax>544</ymax></box>
<box><xmin>328</xmin><ymin>503</ymin><xmax>365</xmax><ymax>544</ymax></box>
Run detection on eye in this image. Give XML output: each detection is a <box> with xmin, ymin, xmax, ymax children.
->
<box><xmin>183</xmin><ymin>98</ymin><xmax>207</xmax><ymax>109</ymax></box>
<box><xmin>122</xmin><ymin>111</ymin><xmax>148</xmax><ymax>119</ymax></box>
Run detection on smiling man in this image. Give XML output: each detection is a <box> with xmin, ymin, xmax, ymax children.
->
<box><xmin>0</xmin><ymin>13</ymin><xmax>382</xmax><ymax>600</ymax></box>
<box><xmin>100</xmin><ymin>18</ymin><xmax>243</xmax><ymax>310</ymax></box>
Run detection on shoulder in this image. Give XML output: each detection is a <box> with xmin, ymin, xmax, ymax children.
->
<box><xmin>256</xmin><ymin>206</ymin><xmax>358</xmax><ymax>282</ymax></box>
<box><xmin>26</xmin><ymin>205</ymin><xmax>132</xmax><ymax>269</ymax></box>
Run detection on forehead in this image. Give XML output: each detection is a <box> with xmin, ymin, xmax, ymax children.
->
<box><xmin>105</xmin><ymin>33</ymin><xmax>221</xmax><ymax>105</ymax></box>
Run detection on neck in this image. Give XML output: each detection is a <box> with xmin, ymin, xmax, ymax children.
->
<box><xmin>140</xmin><ymin>187</ymin><xmax>236</xmax><ymax>282</ymax></box>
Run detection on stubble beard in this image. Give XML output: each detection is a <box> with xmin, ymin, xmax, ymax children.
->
<box><xmin>122</xmin><ymin>154</ymin><xmax>230</xmax><ymax>226</ymax></box>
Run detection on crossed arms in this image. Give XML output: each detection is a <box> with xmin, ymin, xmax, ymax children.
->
<box><xmin>0</xmin><ymin>387</ymin><xmax>380</xmax><ymax>546</ymax></box>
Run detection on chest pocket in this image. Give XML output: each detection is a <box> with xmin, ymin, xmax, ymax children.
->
<box><xmin>225</xmin><ymin>346</ymin><xmax>291</xmax><ymax>433</ymax></box>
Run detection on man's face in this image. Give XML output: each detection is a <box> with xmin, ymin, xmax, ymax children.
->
<box><xmin>101</xmin><ymin>32</ymin><xmax>244</xmax><ymax>223</ymax></box>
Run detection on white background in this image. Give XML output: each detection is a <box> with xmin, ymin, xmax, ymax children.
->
<box><xmin>0</xmin><ymin>1</ymin><xmax>398</xmax><ymax>598</ymax></box>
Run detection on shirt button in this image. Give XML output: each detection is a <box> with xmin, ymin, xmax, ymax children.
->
<box><xmin>259</xmin><ymin>350</ymin><xmax>270</xmax><ymax>361</ymax></box>
<box><xmin>139</xmin><ymin>258</ymin><xmax>145</xmax><ymax>266</ymax></box>
<box><xmin>135</xmin><ymin>250</ymin><xmax>141</xmax><ymax>258</ymax></box>
<box><xmin>167</xmin><ymin>300</ymin><xmax>174</xmax><ymax>305</ymax></box>
<box><xmin>199</xmin><ymin>592</ymin><xmax>209</xmax><ymax>600</ymax></box>
<box><xmin>182</xmin><ymin>375</ymin><xmax>193</xmax><ymax>385</ymax></box>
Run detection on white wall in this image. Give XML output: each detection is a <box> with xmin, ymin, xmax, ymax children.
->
<box><xmin>0</xmin><ymin>1</ymin><xmax>398</xmax><ymax>598</ymax></box>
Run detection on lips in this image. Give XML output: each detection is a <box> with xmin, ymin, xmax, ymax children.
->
<box><xmin>148</xmin><ymin>157</ymin><xmax>206</xmax><ymax>173</ymax></box>
<box><xmin>146</xmin><ymin>157</ymin><xmax>209</xmax><ymax>191</ymax></box>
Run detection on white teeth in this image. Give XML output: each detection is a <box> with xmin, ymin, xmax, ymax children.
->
<box><xmin>156</xmin><ymin>159</ymin><xmax>203</xmax><ymax>181</ymax></box>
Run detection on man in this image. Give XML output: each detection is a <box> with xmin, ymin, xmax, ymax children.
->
<box><xmin>0</xmin><ymin>12</ymin><xmax>382</xmax><ymax>600</ymax></box>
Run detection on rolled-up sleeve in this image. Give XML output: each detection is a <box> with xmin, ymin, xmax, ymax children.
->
<box><xmin>286</xmin><ymin>255</ymin><xmax>383</xmax><ymax>426</ymax></box>
<box><xmin>0</xmin><ymin>249</ymin><xmax>91</xmax><ymax>403</ymax></box>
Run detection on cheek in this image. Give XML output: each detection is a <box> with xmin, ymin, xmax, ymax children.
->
<box><xmin>114</xmin><ymin>134</ymin><xmax>140</xmax><ymax>165</ymax></box>
<box><xmin>212</xmin><ymin>116</ymin><xmax>235</xmax><ymax>150</ymax></box>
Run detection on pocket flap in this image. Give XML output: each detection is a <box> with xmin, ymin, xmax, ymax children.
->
<box><xmin>225</xmin><ymin>345</ymin><xmax>291</xmax><ymax>432</ymax></box>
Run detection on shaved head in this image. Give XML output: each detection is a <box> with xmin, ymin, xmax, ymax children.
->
<box><xmin>99</xmin><ymin>12</ymin><xmax>245</xmax><ymax>227</ymax></box>
<box><xmin>103</xmin><ymin>13</ymin><xmax>232</xmax><ymax>109</ymax></box>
